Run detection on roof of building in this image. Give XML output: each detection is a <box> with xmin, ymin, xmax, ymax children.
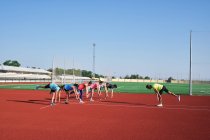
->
<box><xmin>0</xmin><ymin>65</ymin><xmax>51</xmax><ymax>74</ymax></box>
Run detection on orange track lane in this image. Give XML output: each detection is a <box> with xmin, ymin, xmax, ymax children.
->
<box><xmin>0</xmin><ymin>89</ymin><xmax>210</xmax><ymax>140</ymax></box>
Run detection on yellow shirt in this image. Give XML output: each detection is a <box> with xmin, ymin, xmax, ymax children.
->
<box><xmin>152</xmin><ymin>84</ymin><xmax>163</xmax><ymax>92</ymax></box>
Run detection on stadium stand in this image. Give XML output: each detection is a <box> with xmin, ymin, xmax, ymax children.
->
<box><xmin>0</xmin><ymin>65</ymin><xmax>51</xmax><ymax>81</ymax></box>
<box><xmin>0</xmin><ymin>65</ymin><xmax>91</xmax><ymax>83</ymax></box>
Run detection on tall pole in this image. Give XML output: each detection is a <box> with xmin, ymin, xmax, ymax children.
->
<box><xmin>93</xmin><ymin>43</ymin><xmax>96</xmax><ymax>78</ymax></box>
<box><xmin>73</xmin><ymin>57</ymin><xmax>75</xmax><ymax>83</ymax></box>
<box><xmin>63</xmin><ymin>58</ymin><xmax>66</xmax><ymax>84</ymax></box>
<box><xmin>52</xmin><ymin>56</ymin><xmax>55</xmax><ymax>83</ymax></box>
<box><xmin>189</xmin><ymin>30</ymin><xmax>192</xmax><ymax>96</ymax></box>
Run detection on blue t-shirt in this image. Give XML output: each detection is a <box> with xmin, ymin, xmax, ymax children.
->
<box><xmin>49</xmin><ymin>83</ymin><xmax>60</xmax><ymax>91</ymax></box>
<box><xmin>64</xmin><ymin>84</ymin><xmax>73</xmax><ymax>91</ymax></box>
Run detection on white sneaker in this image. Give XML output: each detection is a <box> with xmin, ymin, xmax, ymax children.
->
<box><xmin>79</xmin><ymin>100</ymin><xmax>84</xmax><ymax>104</ymax></box>
<box><xmin>50</xmin><ymin>102</ymin><xmax>55</xmax><ymax>106</ymax></box>
<box><xmin>178</xmin><ymin>95</ymin><xmax>180</xmax><ymax>102</ymax></box>
<box><xmin>157</xmin><ymin>104</ymin><xmax>163</xmax><ymax>107</ymax></box>
<box><xmin>90</xmin><ymin>98</ymin><xmax>94</xmax><ymax>102</ymax></box>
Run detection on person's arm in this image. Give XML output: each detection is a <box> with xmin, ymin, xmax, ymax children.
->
<box><xmin>154</xmin><ymin>89</ymin><xmax>159</xmax><ymax>94</ymax></box>
<box><xmin>58</xmin><ymin>90</ymin><xmax>61</xmax><ymax>103</ymax></box>
<box><xmin>111</xmin><ymin>89</ymin><xmax>114</xmax><ymax>98</ymax></box>
<box><xmin>154</xmin><ymin>89</ymin><xmax>162</xmax><ymax>103</ymax></box>
<box><xmin>65</xmin><ymin>90</ymin><xmax>69</xmax><ymax>102</ymax></box>
<box><xmin>105</xmin><ymin>85</ymin><xmax>108</xmax><ymax>98</ymax></box>
<box><xmin>73</xmin><ymin>87</ymin><xmax>79</xmax><ymax>100</ymax></box>
<box><xmin>85</xmin><ymin>84</ymin><xmax>89</xmax><ymax>97</ymax></box>
<box><xmin>97</xmin><ymin>85</ymin><xmax>101</xmax><ymax>96</ymax></box>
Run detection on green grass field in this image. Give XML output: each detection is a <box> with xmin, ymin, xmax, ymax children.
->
<box><xmin>112</xmin><ymin>82</ymin><xmax>210</xmax><ymax>95</ymax></box>
<box><xmin>0</xmin><ymin>82</ymin><xmax>209</xmax><ymax>95</ymax></box>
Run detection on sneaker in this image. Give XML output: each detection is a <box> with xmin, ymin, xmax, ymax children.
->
<box><xmin>90</xmin><ymin>98</ymin><xmax>94</xmax><ymax>102</ymax></box>
<box><xmin>79</xmin><ymin>100</ymin><xmax>84</xmax><ymax>104</ymax></box>
<box><xmin>65</xmin><ymin>101</ymin><xmax>69</xmax><ymax>104</ymax></box>
<box><xmin>178</xmin><ymin>95</ymin><xmax>181</xmax><ymax>102</ymax></box>
<box><xmin>50</xmin><ymin>103</ymin><xmax>55</xmax><ymax>106</ymax></box>
<box><xmin>157</xmin><ymin>104</ymin><xmax>163</xmax><ymax>107</ymax></box>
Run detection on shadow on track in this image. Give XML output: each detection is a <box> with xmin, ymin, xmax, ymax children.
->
<box><xmin>7</xmin><ymin>98</ymin><xmax>51</xmax><ymax>105</ymax></box>
<box><xmin>101</xmin><ymin>100</ymin><xmax>155</xmax><ymax>107</ymax></box>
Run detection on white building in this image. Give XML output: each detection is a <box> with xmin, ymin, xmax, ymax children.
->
<box><xmin>0</xmin><ymin>64</ymin><xmax>51</xmax><ymax>80</ymax></box>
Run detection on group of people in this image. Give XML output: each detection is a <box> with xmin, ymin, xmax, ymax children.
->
<box><xmin>36</xmin><ymin>80</ymin><xmax>118</xmax><ymax>106</ymax></box>
<box><xmin>36</xmin><ymin>81</ymin><xmax>180</xmax><ymax>107</ymax></box>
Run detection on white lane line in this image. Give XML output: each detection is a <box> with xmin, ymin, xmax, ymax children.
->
<box><xmin>40</xmin><ymin>105</ymin><xmax>51</xmax><ymax>109</ymax></box>
<box><xmin>46</xmin><ymin>101</ymin><xmax>210</xmax><ymax>112</ymax></box>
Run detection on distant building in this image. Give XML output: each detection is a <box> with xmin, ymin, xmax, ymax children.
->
<box><xmin>0</xmin><ymin>64</ymin><xmax>51</xmax><ymax>80</ymax></box>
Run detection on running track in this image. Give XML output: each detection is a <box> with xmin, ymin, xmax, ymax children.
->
<box><xmin>0</xmin><ymin>89</ymin><xmax>210</xmax><ymax>140</ymax></box>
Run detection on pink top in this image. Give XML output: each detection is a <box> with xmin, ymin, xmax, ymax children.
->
<box><xmin>90</xmin><ymin>82</ymin><xmax>99</xmax><ymax>89</ymax></box>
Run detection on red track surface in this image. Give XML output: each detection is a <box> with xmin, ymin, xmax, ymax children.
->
<box><xmin>0</xmin><ymin>89</ymin><xmax>210</xmax><ymax>140</ymax></box>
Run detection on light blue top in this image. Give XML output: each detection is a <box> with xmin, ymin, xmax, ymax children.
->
<box><xmin>50</xmin><ymin>83</ymin><xmax>60</xmax><ymax>91</ymax></box>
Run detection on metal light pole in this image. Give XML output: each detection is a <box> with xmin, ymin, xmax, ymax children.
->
<box><xmin>52</xmin><ymin>56</ymin><xmax>55</xmax><ymax>83</ymax></box>
<box><xmin>73</xmin><ymin>57</ymin><xmax>75</xmax><ymax>83</ymax></box>
<box><xmin>63</xmin><ymin>58</ymin><xmax>66</xmax><ymax>84</ymax></box>
<box><xmin>92</xmin><ymin>43</ymin><xmax>96</xmax><ymax>78</ymax></box>
<box><xmin>189</xmin><ymin>30</ymin><xmax>192</xmax><ymax>96</ymax></box>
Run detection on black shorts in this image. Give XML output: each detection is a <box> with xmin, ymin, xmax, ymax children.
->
<box><xmin>45</xmin><ymin>84</ymin><xmax>56</xmax><ymax>93</ymax></box>
<box><xmin>107</xmin><ymin>84</ymin><xmax>114</xmax><ymax>89</ymax></box>
<box><xmin>159</xmin><ymin>86</ymin><xmax>169</xmax><ymax>94</ymax></box>
<box><xmin>90</xmin><ymin>88</ymin><xmax>95</xmax><ymax>91</ymax></box>
<box><xmin>64</xmin><ymin>89</ymin><xmax>69</xmax><ymax>92</ymax></box>
<box><xmin>50</xmin><ymin>89</ymin><xmax>56</xmax><ymax>93</ymax></box>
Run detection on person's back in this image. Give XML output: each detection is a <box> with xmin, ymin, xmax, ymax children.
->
<box><xmin>78</xmin><ymin>83</ymin><xmax>86</xmax><ymax>90</ymax></box>
<box><xmin>50</xmin><ymin>83</ymin><xmax>60</xmax><ymax>91</ymax></box>
<box><xmin>64</xmin><ymin>84</ymin><xmax>73</xmax><ymax>91</ymax></box>
<box><xmin>152</xmin><ymin>83</ymin><xmax>163</xmax><ymax>92</ymax></box>
<box><xmin>90</xmin><ymin>82</ymin><xmax>99</xmax><ymax>89</ymax></box>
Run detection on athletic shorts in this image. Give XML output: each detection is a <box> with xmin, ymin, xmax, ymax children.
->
<box><xmin>45</xmin><ymin>84</ymin><xmax>56</xmax><ymax>93</ymax></box>
<box><xmin>90</xmin><ymin>87</ymin><xmax>98</xmax><ymax>92</ymax></box>
<box><xmin>159</xmin><ymin>86</ymin><xmax>169</xmax><ymax>94</ymax></box>
<box><xmin>64</xmin><ymin>88</ymin><xmax>73</xmax><ymax>91</ymax></box>
<box><xmin>50</xmin><ymin>89</ymin><xmax>56</xmax><ymax>93</ymax></box>
<box><xmin>107</xmin><ymin>85</ymin><xmax>114</xmax><ymax>89</ymax></box>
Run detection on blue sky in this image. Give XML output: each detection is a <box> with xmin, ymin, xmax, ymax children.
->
<box><xmin>0</xmin><ymin>0</ymin><xmax>210</xmax><ymax>80</ymax></box>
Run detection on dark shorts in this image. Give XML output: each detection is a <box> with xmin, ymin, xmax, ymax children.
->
<box><xmin>90</xmin><ymin>88</ymin><xmax>96</xmax><ymax>91</ymax></box>
<box><xmin>107</xmin><ymin>85</ymin><xmax>114</xmax><ymax>89</ymax></box>
<box><xmin>64</xmin><ymin>89</ymin><xmax>73</xmax><ymax>92</ymax></box>
<box><xmin>50</xmin><ymin>89</ymin><xmax>56</xmax><ymax>93</ymax></box>
<box><xmin>159</xmin><ymin>86</ymin><xmax>169</xmax><ymax>94</ymax></box>
<box><xmin>108</xmin><ymin>84</ymin><xmax>117</xmax><ymax>89</ymax></box>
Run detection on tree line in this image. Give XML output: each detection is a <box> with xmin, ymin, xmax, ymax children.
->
<box><xmin>3</xmin><ymin>60</ymin><xmax>21</xmax><ymax>67</ymax></box>
<box><xmin>47</xmin><ymin>67</ymin><xmax>104</xmax><ymax>78</ymax></box>
<box><xmin>124</xmin><ymin>74</ymin><xmax>150</xmax><ymax>80</ymax></box>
